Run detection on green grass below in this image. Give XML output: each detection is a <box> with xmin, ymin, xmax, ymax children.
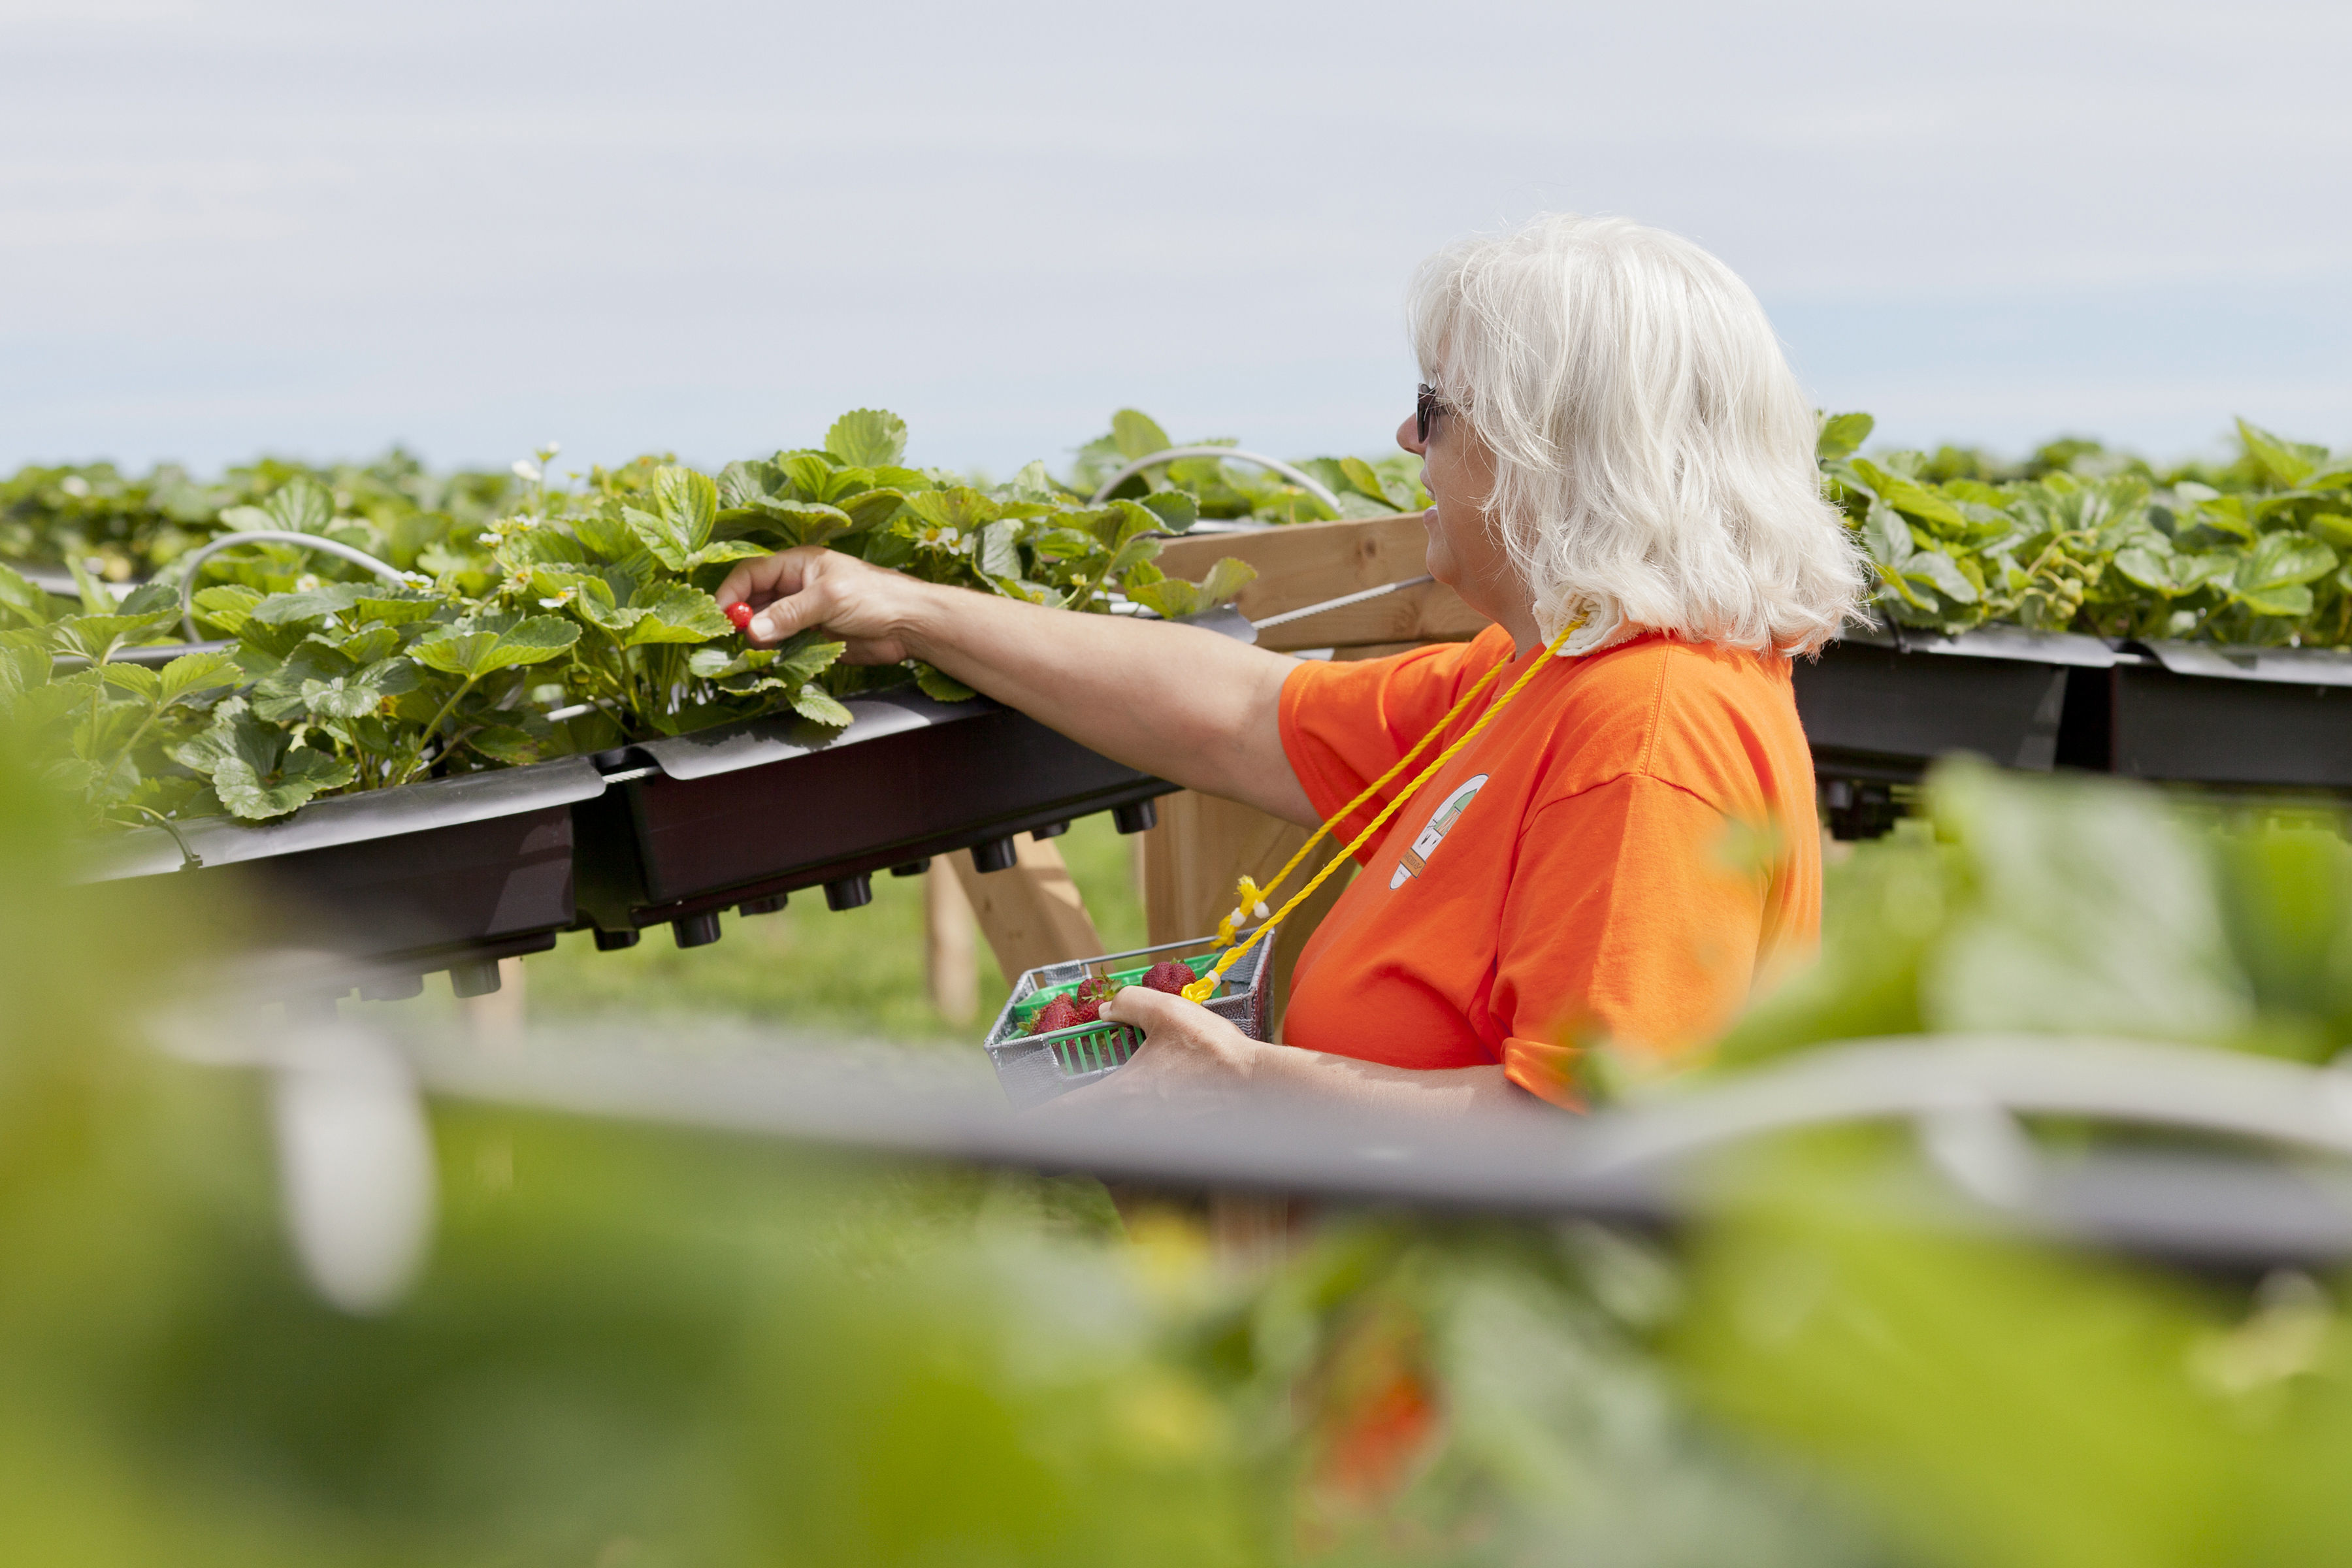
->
<box><xmin>497</xmin><ymin>813</ymin><xmax>1149</xmax><ymax>1045</ymax></box>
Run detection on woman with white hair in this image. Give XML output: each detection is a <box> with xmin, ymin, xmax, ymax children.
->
<box><xmin>717</xmin><ymin>213</ymin><xmax>1864</xmax><ymax>1113</ymax></box>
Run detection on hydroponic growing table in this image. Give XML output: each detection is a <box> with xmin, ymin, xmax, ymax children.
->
<box><xmin>571</xmin><ymin>690</ymin><xmax>1173</xmax><ymax>948</ymax></box>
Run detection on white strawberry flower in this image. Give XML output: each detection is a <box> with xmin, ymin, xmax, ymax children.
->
<box><xmin>512</xmin><ymin>458</ymin><xmax>543</xmax><ymax>483</ymax></box>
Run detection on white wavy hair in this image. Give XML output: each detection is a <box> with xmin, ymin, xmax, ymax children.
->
<box><xmin>1408</xmin><ymin>213</ymin><xmax>1865</xmax><ymax>656</ymax></box>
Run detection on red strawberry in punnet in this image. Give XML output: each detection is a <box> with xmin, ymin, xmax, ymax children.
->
<box><xmin>1140</xmin><ymin>960</ymin><xmax>1198</xmax><ymax>996</ymax></box>
<box><xmin>1068</xmin><ymin>977</ymin><xmax>1117</xmax><ymax>1024</ymax></box>
<box><xmin>723</xmin><ymin>601</ymin><xmax>755</xmax><ymax>631</ymax></box>
<box><xmin>1027</xmin><ymin>996</ymin><xmax>1081</xmax><ymax>1036</ymax></box>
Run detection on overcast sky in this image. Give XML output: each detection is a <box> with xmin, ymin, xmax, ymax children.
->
<box><xmin>4</xmin><ymin>0</ymin><xmax>2348</xmax><ymax>478</ymax></box>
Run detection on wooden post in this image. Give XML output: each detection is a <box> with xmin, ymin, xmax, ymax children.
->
<box><xmin>459</xmin><ymin>956</ymin><xmax>528</xmax><ymax>1048</ymax></box>
<box><xmin>924</xmin><ymin>864</ymin><xmax>980</xmax><ymax>1024</ymax></box>
<box><xmin>1136</xmin><ymin>791</ymin><xmax>1358</xmax><ymax>1039</ymax></box>
<box><xmin>1132</xmin><ymin>515</ymin><xmax>1496</xmax><ymax>1034</ymax></box>
<box><xmin>1154</xmin><ymin>511</ymin><xmax>1486</xmax><ymax>651</ymax></box>
<box><xmin>950</xmin><ymin>835</ymin><xmax>1105</xmax><ymax>986</ymax></box>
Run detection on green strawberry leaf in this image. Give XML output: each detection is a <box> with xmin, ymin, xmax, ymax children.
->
<box><xmin>0</xmin><ymin>563</ymin><xmax>56</xmax><ymax>629</ymax></box>
<box><xmin>410</xmin><ymin>615</ymin><xmax>580</xmax><ymax>678</ymax></box>
<box><xmin>99</xmin><ymin>662</ymin><xmax>159</xmax><ymax>701</ymax></box>
<box><xmin>2236</xmin><ymin>417</ymin><xmax>2323</xmax><ymax>489</ymax></box>
<box><xmin>2191</xmin><ymin>496</ymin><xmax>2257</xmax><ymax>543</ymax></box>
<box><xmin>623</xmin><ymin>466</ymin><xmax>721</xmax><ymax>571</ymax></box>
<box><xmin>2236</xmin><ymin>583</ymin><xmax>2315</xmax><ymax>617</ymax></box>
<box><xmin>157</xmin><ymin>649</ymin><xmax>242</xmax><ymax>706</ymax></box>
<box><xmin>214</xmin><ymin>742</ymin><xmax>353</xmax><ymax>820</ymax></box>
<box><xmin>459</xmin><ymin>723</ymin><xmax>544</xmax><ymax>766</ymax></box>
<box><xmin>912</xmin><ymin>662</ymin><xmax>977</xmax><ymax>704</ymax></box>
<box><xmin>1195</xmin><ymin>556</ymin><xmax>1257</xmax><ymax>609</ymax></box>
<box><xmin>250</xmin><ymin>583</ymin><xmax>373</xmax><ymax>627</ymax></box>
<box><xmin>975</xmin><ymin>521</ymin><xmax>1023</xmax><ymax>581</ymax></box>
<box><xmin>1337</xmin><ymin>455</ymin><xmax>1409</xmax><ymax>510</ymax></box>
<box><xmin>46</xmin><ymin>610</ymin><xmax>181</xmax><ymax>664</ymax></box>
<box><xmin>788</xmin><ymin>683</ymin><xmax>855</xmax><ymax>727</ymax></box>
<box><xmin>66</xmin><ymin>557</ymin><xmax>116</xmax><ymax>617</ymax></box>
<box><xmin>1851</xmin><ymin>459</ymin><xmax>1972</xmax><ymax>533</ymax></box>
<box><xmin>1136</xmin><ymin>490</ymin><xmax>1198</xmax><ymax>534</ymax></box>
<box><xmin>314</xmin><ymin>623</ymin><xmax>402</xmax><ymax>664</ymax></box>
<box><xmin>824</xmin><ymin>409</ymin><xmax>909</xmax><ymax>468</ymax></box>
<box><xmin>1859</xmin><ymin>502</ymin><xmax>1914</xmax><ymax>567</ymax></box>
<box><xmin>261</xmin><ymin>476</ymin><xmax>334</xmax><ymax>534</ymax></box>
<box><xmin>2112</xmin><ymin>546</ymin><xmax>2217</xmax><ymax>598</ymax></box>
<box><xmin>170</xmin><ymin>704</ymin><xmax>279</xmax><ymax>780</ymax></box>
<box><xmin>1816</xmin><ymin>411</ymin><xmax>1876</xmax><ymax>463</ymax></box>
<box><xmin>301</xmin><ymin>657</ymin><xmax>419</xmax><ymax>719</ymax></box>
<box><xmin>573</xmin><ymin>506</ymin><xmax>638</xmax><ymax>563</ymax></box>
<box><xmin>1110</xmin><ymin>409</ymin><xmax>1172</xmax><ymax>462</ymax></box>
<box><xmin>2230</xmin><ymin>533</ymin><xmax>2338</xmax><ymax>608</ymax></box>
<box><xmin>619</xmin><ymin>584</ymin><xmax>732</xmax><ymax>647</ymax></box>
<box><xmin>191</xmin><ymin>585</ymin><xmax>264</xmax><ymax>635</ymax></box>
<box><xmin>1902</xmin><ymin>549</ymin><xmax>1982</xmax><ymax>605</ymax></box>
<box><xmin>1125</xmin><ymin>578</ymin><xmax>1201</xmax><ymax>619</ymax></box>
<box><xmin>734</xmin><ymin>496</ymin><xmax>857</xmax><ymax>549</ymax></box>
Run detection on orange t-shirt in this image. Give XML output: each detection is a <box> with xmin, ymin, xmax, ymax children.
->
<box><xmin>1277</xmin><ymin>624</ymin><xmax>1820</xmax><ymax>1107</ymax></box>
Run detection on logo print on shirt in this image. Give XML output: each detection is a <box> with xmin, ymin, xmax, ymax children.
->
<box><xmin>1390</xmin><ymin>774</ymin><xmax>1488</xmax><ymax>890</ymax></box>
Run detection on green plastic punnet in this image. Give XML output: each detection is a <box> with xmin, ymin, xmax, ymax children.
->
<box><xmin>982</xmin><ymin>932</ymin><xmax>1279</xmax><ymax>1109</ymax></box>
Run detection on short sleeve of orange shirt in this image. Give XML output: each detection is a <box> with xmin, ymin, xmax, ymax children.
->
<box><xmin>1276</xmin><ymin>624</ymin><xmax>1820</xmax><ymax>1109</ymax></box>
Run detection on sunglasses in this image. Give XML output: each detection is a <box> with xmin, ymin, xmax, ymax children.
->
<box><xmin>1415</xmin><ymin>383</ymin><xmax>1448</xmax><ymax>444</ymax></box>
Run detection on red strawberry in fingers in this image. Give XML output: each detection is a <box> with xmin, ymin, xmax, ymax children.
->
<box><xmin>723</xmin><ymin>601</ymin><xmax>755</xmax><ymax>631</ymax></box>
<box><xmin>1140</xmin><ymin>960</ymin><xmax>1198</xmax><ymax>995</ymax></box>
<box><xmin>1067</xmin><ymin>977</ymin><xmax>1118</xmax><ymax>1024</ymax></box>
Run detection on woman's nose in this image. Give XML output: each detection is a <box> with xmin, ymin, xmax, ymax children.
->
<box><xmin>1396</xmin><ymin>414</ymin><xmax>1424</xmax><ymax>455</ymax></box>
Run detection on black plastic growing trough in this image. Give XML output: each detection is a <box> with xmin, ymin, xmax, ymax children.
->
<box><xmin>80</xmin><ymin>758</ymin><xmax>606</xmax><ymax>1001</ymax></box>
<box><xmin>1793</xmin><ymin>627</ymin><xmax>2119</xmax><ymax>837</ymax></box>
<box><xmin>572</xmin><ymin>692</ymin><xmax>1175</xmax><ymax>948</ymax></box>
<box><xmin>2061</xmin><ymin>641</ymin><xmax>2352</xmax><ymax>790</ymax></box>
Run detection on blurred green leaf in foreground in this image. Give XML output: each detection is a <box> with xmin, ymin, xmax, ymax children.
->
<box><xmin>20</xmin><ymin>743</ymin><xmax>2352</xmax><ymax>1561</ymax></box>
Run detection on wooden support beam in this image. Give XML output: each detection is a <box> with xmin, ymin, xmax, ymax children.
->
<box><xmin>1155</xmin><ymin>512</ymin><xmax>1490</xmax><ymax>651</ymax></box>
<box><xmin>923</xmin><ymin>863</ymin><xmax>980</xmax><ymax>1024</ymax></box>
<box><xmin>949</xmin><ymin>835</ymin><xmax>1105</xmax><ymax>987</ymax></box>
<box><xmin>1136</xmin><ymin>790</ymin><xmax>1357</xmax><ymax>1039</ymax></box>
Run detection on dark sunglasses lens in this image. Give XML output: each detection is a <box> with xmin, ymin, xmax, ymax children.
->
<box><xmin>1416</xmin><ymin>386</ymin><xmax>1435</xmax><ymax>442</ymax></box>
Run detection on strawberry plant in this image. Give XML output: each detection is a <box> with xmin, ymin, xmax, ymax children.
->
<box><xmin>1823</xmin><ymin>413</ymin><xmax>2352</xmax><ymax>647</ymax></box>
<box><xmin>0</xmin><ymin>451</ymin><xmax>526</xmax><ymax>585</ymax></box>
<box><xmin>1068</xmin><ymin>408</ymin><xmax>1431</xmax><ymax>524</ymax></box>
<box><xmin>0</xmin><ymin>562</ymin><xmax>244</xmax><ymax>828</ymax></box>
<box><xmin>12</xmin><ymin>409</ymin><xmax>1255</xmax><ymax>825</ymax></box>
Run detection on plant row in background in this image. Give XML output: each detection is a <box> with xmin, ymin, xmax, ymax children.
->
<box><xmin>0</xmin><ymin>410</ymin><xmax>1269</xmax><ymax>829</ymax></box>
<box><xmin>14</xmin><ymin>403</ymin><xmax>2350</xmax><ymax>646</ymax></box>
<box><xmin>0</xmin><ymin>406</ymin><xmax>1424</xmax><ymax>583</ymax></box>
<box><xmin>1819</xmin><ymin>412</ymin><xmax>2352</xmax><ymax>645</ymax></box>
<box><xmin>8</xmin><ymin>403</ymin><xmax>2351</xmax><ymax>833</ymax></box>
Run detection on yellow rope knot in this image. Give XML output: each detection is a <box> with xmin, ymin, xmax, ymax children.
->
<box><xmin>1175</xmin><ymin>621</ymin><xmax>1580</xmax><ymax>1013</ymax></box>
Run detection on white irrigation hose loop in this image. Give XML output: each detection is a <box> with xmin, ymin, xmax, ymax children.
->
<box><xmin>1251</xmin><ymin>574</ymin><xmax>1437</xmax><ymax>632</ymax></box>
<box><xmin>1088</xmin><ymin>446</ymin><xmax>1345</xmax><ymax>514</ymax></box>
<box><xmin>177</xmin><ymin>531</ymin><xmax>421</xmax><ymax>641</ymax></box>
<box><xmin>1570</xmin><ymin>1036</ymin><xmax>2352</xmax><ymax>1179</ymax></box>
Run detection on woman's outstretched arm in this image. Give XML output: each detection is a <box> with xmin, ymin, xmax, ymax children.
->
<box><xmin>715</xmin><ymin>547</ymin><xmax>1318</xmax><ymax>826</ymax></box>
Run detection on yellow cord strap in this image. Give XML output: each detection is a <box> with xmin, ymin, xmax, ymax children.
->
<box><xmin>1179</xmin><ymin>621</ymin><xmax>1579</xmax><ymax>1004</ymax></box>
